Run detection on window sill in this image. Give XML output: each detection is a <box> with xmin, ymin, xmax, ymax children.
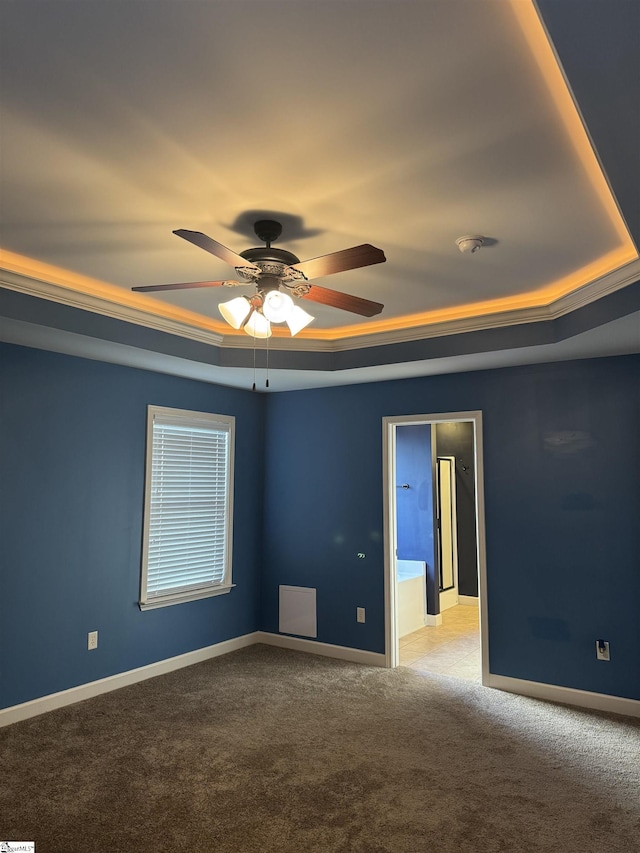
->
<box><xmin>139</xmin><ymin>584</ymin><xmax>235</xmax><ymax>611</ymax></box>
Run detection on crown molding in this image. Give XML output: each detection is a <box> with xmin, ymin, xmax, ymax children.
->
<box><xmin>237</xmin><ymin>256</ymin><xmax>640</xmax><ymax>352</ymax></box>
<box><xmin>2</xmin><ymin>254</ymin><xmax>638</xmax><ymax>355</ymax></box>
<box><xmin>547</xmin><ymin>256</ymin><xmax>640</xmax><ymax>317</ymax></box>
<box><xmin>0</xmin><ymin>269</ymin><xmax>226</xmax><ymax>347</ymax></box>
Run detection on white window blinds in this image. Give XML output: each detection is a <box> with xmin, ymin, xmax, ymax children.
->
<box><xmin>140</xmin><ymin>407</ymin><xmax>235</xmax><ymax>609</ymax></box>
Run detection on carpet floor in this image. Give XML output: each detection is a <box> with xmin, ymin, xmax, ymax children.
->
<box><xmin>1</xmin><ymin>644</ymin><xmax>639</xmax><ymax>852</ymax></box>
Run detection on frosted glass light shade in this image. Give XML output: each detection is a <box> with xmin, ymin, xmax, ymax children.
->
<box><xmin>219</xmin><ymin>296</ymin><xmax>251</xmax><ymax>329</ymax></box>
<box><xmin>262</xmin><ymin>290</ymin><xmax>294</xmax><ymax>323</ymax></box>
<box><xmin>286</xmin><ymin>305</ymin><xmax>315</xmax><ymax>336</ymax></box>
<box><xmin>244</xmin><ymin>311</ymin><xmax>272</xmax><ymax>339</ymax></box>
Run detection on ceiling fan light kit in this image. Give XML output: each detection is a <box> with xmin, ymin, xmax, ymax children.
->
<box><xmin>218</xmin><ymin>296</ymin><xmax>252</xmax><ymax>329</ymax></box>
<box><xmin>132</xmin><ymin>219</ymin><xmax>386</xmax><ymax>338</ymax></box>
<box><xmin>456</xmin><ymin>235</ymin><xmax>485</xmax><ymax>254</ymax></box>
<box><xmin>243</xmin><ymin>310</ymin><xmax>272</xmax><ymax>339</ymax></box>
<box><xmin>262</xmin><ymin>289</ymin><xmax>294</xmax><ymax>323</ymax></box>
<box><xmin>285</xmin><ymin>304</ymin><xmax>315</xmax><ymax>336</ymax></box>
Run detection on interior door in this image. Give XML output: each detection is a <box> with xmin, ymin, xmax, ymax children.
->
<box><xmin>437</xmin><ymin>456</ymin><xmax>458</xmax><ymax>611</ymax></box>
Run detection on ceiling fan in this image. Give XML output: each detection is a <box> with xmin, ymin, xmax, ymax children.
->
<box><xmin>132</xmin><ymin>219</ymin><xmax>386</xmax><ymax>337</ymax></box>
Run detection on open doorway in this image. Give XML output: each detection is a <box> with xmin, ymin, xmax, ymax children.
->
<box><xmin>382</xmin><ymin>411</ymin><xmax>489</xmax><ymax>684</ymax></box>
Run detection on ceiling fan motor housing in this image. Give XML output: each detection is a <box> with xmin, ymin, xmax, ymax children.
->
<box><xmin>238</xmin><ymin>245</ymin><xmax>304</xmax><ymax>292</ymax></box>
<box><xmin>239</xmin><ymin>220</ymin><xmax>303</xmax><ymax>289</ymax></box>
<box><xmin>240</xmin><ymin>247</ymin><xmax>301</xmax><ymax>268</ymax></box>
<box><xmin>255</xmin><ymin>274</ymin><xmax>282</xmax><ymax>295</ymax></box>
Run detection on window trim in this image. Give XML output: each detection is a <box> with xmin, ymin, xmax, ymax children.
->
<box><xmin>139</xmin><ymin>405</ymin><xmax>235</xmax><ymax>611</ymax></box>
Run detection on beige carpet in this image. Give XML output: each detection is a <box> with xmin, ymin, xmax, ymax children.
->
<box><xmin>1</xmin><ymin>645</ymin><xmax>639</xmax><ymax>852</ymax></box>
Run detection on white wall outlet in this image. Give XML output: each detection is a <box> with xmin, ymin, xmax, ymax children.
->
<box><xmin>595</xmin><ymin>639</ymin><xmax>610</xmax><ymax>661</ymax></box>
<box><xmin>357</xmin><ymin>607</ymin><xmax>366</xmax><ymax>623</ymax></box>
<box><xmin>88</xmin><ymin>631</ymin><xmax>98</xmax><ymax>651</ymax></box>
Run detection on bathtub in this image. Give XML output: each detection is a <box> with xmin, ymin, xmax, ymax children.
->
<box><xmin>396</xmin><ymin>560</ymin><xmax>426</xmax><ymax>637</ymax></box>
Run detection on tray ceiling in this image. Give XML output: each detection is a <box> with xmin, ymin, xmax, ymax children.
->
<box><xmin>1</xmin><ymin>0</ymin><xmax>638</xmax><ymax>389</ymax></box>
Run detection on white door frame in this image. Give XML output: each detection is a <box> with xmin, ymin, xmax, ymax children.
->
<box><xmin>382</xmin><ymin>411</ymin><xmax>489</xmax><ymax>684</ymax></box>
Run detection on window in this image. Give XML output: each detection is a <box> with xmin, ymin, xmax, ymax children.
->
<box><xmin>139</xmin><ymin>406</ymin><xmax>235</xmax><ymax>610</ymax></box>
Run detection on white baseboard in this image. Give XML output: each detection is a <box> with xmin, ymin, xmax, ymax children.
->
<box><xmin>0</xmin><ymin>632</ymin><xmax>260</xmax><ymax>728</ymax></box>
<box><xmin>425</xmin><ymin>614</ymin><xmax>443</xmax><ymax>626</ymax></box>
<box><xmin>458</xmin><ymin>595</ymin><xmax>479</xmax><ymax>606</ymax></box>
<box><xmin>256</xmin><ymin>631</ymin><xmax>386</xmax><ymax>667</ymax></box>
<box><xmin>439</xmin><ymin>589</ymin><xmax>458</xmax><ymax>612</ymax></box>
<box><xmin>4</xmin><ymin>632</ymin><xmax>638</xmax><ymax>727</ymax></box>
<box><xmin>488</xmin><ymin>673</ymin><xmax>640</xmax><ymax>719</ymax></box>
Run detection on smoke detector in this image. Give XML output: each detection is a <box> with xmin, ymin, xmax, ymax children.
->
<box><xmin>456</xmin><ymin>235</ymin><xmax>485</xmax><ymax>254</ymax></box>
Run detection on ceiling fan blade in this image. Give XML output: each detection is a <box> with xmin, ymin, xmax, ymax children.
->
<box><xmin>300</xmin><ymin>284</ymin><xmax>384</xmax><ymax>317</ymax></box>
<box><xmin>132</xmin><ymin>280</ymin><xmax>243</xmax><ymax>293</ymax></box>
<box><xmin>289</xmin><ymin>244</ymin><xmax>386</xmax><ymax>281</ymax></box>
<box><xmin>173</xmin><ymin>229</ymin><xmax>259</xmax><ymax>271</ymax></box>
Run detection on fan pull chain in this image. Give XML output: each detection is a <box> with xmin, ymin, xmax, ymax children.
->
<box><xmin>252</xmin><ymin>334</ymin><xmax>257</xmax><ymax>392</ymax></box>
<box><xmin>265</xmin><ymin>331</ymin><xmax>270</xmax><ymax>388</ymax></box>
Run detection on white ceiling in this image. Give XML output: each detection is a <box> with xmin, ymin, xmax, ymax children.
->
<box><xmin>1</xmin><ymin>0</ymin><xmax>639</xmax><ymax>389</ymax></box>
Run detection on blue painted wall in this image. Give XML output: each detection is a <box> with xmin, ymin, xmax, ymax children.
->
<box><xmin>396</xmin><ymin>425</ymin><xmax>434</xmax><ymax>564</ymax></box>
<box><xmin>2</xmin><ymin>344</ymin><xmax>639</xmax><ymax>708</ymax></box>
<box><xmin>0</xmin><ymin>343</ymin><xmax>265</xmax><ymax>709</ymax></box>
<box><xmin>262</xmin><ymin>355</ymin><xmax>640</xmax><ymax>700</ymax></box>
<box><xmin>395</xmin><ymin>424</ymin><xmax>437</xmax><ymax>614</ymax></box>
<box><xmin>260</xmin><ymin>384</ymin><xmax>388</xmax><ymax>652</ymax></box>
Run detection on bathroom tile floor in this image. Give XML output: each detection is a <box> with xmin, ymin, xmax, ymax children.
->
<box><xmin>399</xmin><ymin>604</ymin><xmax>481</xmax><ymax>683</ymax></box>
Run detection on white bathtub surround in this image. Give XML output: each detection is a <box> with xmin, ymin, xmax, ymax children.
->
<box><xmin>396</xmin><ymin>560</ymin><xmax>427</xmax><ymax>637</ymax></box>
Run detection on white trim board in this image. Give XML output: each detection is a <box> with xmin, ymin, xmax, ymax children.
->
<box><xmin>256</xmin><ymin>632</ymin><xmax>387</xmax><ymax>667</ymax></box>
<box><xmin>489</xmin><ymin>674</ymin><xmax>640</xmax><ymax>719</ymax></box>
<box><xmin>0</xmin><ymin>632</ymin><xmax>259</xmax><ymax>728</ymax></box>
<box><xmin>2</xmin><ymin>633</ymin><xmax>637</xmax><ymax>727</ymax></box>
<box><xmin>0</xmin><ymin>633</ymin><xmax>385</xmax><ymax>727</ymax></box>
<box><xmin>4</xmin><ymin>256</ymin><xmax>640</xmax><ymax>352</ymax></box>
<box><xmin>458</xmin><ymin>596</ymin><xmax>479</xmax><ymax>606</ymax></box>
